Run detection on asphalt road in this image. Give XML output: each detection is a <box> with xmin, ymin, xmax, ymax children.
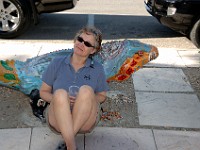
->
<box><xmin>0</xmin><ymin>0</ymin><xmax>197</xmax><ymax>49</ymax></box>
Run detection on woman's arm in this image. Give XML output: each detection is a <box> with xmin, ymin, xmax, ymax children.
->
<box><xmin>40</xmin><ymin>82</ymin><xmax>53</xmax><ymax>103</ymax></box>
<box><xmin>96</xmin><ymin>91</ymin><xmax>107</xmax><ymax>104</ymax></box>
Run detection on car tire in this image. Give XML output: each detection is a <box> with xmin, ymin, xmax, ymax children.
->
<box><xmin>0</xmin><ymin>0</ymin><xmax>32</xmax><ymax>38</ymax></box>
<box><xmin>190</xmin><ymin>18</ymin><xmax>200</xmax><ymax>48</ymax></box>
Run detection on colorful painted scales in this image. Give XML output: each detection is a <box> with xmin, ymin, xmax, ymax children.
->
<box><xmin>0</xmin><ymin>40</ymin><xmax>158</xmax><ymax>95</ymax></box>
<box><xmin>99</xmin><ymin>40</ymin><xmax>158</xmax><ymax>81</ymax></box>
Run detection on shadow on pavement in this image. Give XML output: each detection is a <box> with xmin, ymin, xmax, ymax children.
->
<box><xmin>11</xmin><ymin>13</ymin><xmax>182</xmax><ymax>40</ymax></box>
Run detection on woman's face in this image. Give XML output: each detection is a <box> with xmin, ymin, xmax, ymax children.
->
<box><xmin>74</xmin><ymin>32</ymin><xmax>96</xmax><ymax>57</ymax></box>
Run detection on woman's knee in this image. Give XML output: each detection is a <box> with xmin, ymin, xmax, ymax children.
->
<box><xmin>79</xmin><ymin>85</ymin><xmax>94</xmax><ymax>97</ymax></box>
<box><xmin>53</xmin><ymin>89</ymin><xmax>69</xmax><ymax>104</ymax></box>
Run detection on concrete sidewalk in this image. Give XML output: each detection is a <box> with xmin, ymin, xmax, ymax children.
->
<box><xmin>0</xmin><ymin>41</ymin><xmax>200</xmax><ymax>150</ymax></box>
<box><xmin>1</xmin><ymin>126</ymin><xmax>200</xmax><ymax>150</ymax></box>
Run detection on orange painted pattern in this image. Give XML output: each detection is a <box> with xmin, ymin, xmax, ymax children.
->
<box><xmin>107</xmin><ymin>46</ymin><xmax>159</xmax><ymax>82</ymax></box>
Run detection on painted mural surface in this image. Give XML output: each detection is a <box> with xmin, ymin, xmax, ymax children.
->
<box><xmin>0</xmin><ymin>40</ymin><xmax>159</xmax><ymax>95</ymax></box>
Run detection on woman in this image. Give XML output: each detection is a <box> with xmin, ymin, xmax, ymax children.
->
<box><xmin>40</xmin><ymin>26</ymin><xmax>109</xmax><ymax>150</ymax></box>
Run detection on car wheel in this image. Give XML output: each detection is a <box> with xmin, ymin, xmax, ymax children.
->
<box><xmin>0</xmin><ymin>0</ymin><xmax>31</xmax><ymax>38</ymax></box>
<box><xmin>190</xmin><ymin>18</ymin><xmax>200</xmax><ymax>48</ymax></box>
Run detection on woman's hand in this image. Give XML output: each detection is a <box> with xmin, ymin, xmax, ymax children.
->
<box><xmin>69</xmin><ymin>96</ymin><xmax>76</xmax><ymax>107</ymax></box>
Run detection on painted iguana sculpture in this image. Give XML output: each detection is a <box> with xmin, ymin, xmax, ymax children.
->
<box><xmin>0</xmin><ymin>40</ymin><xmax>158</xmax><ymax>121</ymax></box>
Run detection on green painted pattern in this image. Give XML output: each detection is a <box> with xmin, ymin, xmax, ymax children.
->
<box><xmin>0</xmin><ymin>60</ymin><xmax>13</xmax><ymax>71</ymax></box>
<box><xmin>4</xmin><ymin>73</ymin><xmax>16</xmax><ymax>80</ymax></box>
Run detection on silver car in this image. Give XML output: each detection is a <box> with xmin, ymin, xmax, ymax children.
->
<box><xmin>0</xmin><ymin>0</ymin><xmax>77</xmax><ymax>38</ymax></box>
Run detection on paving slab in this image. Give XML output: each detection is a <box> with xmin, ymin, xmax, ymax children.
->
<box><xmin>0</xmin><ymin>128</ymin><xmax>31</xmax><ymax>150</ymax></box>
<box><xmin>85</xmin><ymin>127</ymin><xmax>157</xmax><ymax>150</ymax></box>
<box><xmin>178</xmin><ymin>50</ymin><xmax>200</xmax><ymax>67</ymax></box>
<box><xmin>136</xmin><ymin>92</ymin><xmax>200</xmax><ymax>128</ymax></box>
<box><xmin>153</xmin><ymin>129</ymin><xmax>200</xmax><ymax>150</ymax></box>
<box><xmin>30</xmin><ymin>127</ymin><xmax>84</xmax><ymax>150</ymax></box>
<box><xmin>145</xmin><ymin>48</ymin><xmax>186</xmax><ymax>68</ymax></box>
<box><xmin>0</xmin><ymin>43</ymin><xmax>41</xmax><ymax>61</ymax></box>
<box><xmin>132</xmin><ymin>68</ymin><xmax>194</xmax><ymax>92</ymax></box>
<box><xmin>0</xmin><ymin>42</ymin><xmax>74</xmax><ymax>61</ymax></box>
<box><xmin>38</xmin><ymin>43</ymin><xmax>73</xmax><ymax>55</ymax></box>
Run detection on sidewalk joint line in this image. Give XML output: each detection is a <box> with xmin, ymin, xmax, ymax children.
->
<box><xmin>151</xmin><ymin>129</ymin><xmax>158</xmax><ymax>150</ymax></box>
<box><xmin>143</xmin><ymin>66</ymin><xmax>200</xmax><ymax>69</ymax></box>
<box><xmin>134</xmin><ymin>90</ymin><xmax>195</xmax><ymax>94</ymax></box>
<box><xmin>28</xmin><ymin>128</ymin><xmax>33</xmax><ymax>150</ymax></box>
<box><xmin>37</xmin><ymin>46</ymin><xmax>42</xmax><ymax>56</ymax></box>
<box><xmin>84</xmin><ymin>134</ymin><xmax>86</xmax><ymax>150</ymax></box>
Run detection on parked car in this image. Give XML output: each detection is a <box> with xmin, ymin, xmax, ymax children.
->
<box><xmin>144</xmin><ymin>0</ymin><xmax>200</xmax><ymax>48</ymax></box>
<box><xmin>0</xmin><ymin>0</ymin><xmax>77</xmax><ymax>38</ymax></box>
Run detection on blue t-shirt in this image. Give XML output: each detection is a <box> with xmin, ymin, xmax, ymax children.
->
<box><xmin>42</xmin><ymin>53</ymin><xmax>109</xmax><ymax>93</ymax></box>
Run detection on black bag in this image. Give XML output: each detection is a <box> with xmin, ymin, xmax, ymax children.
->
<box><xmin>29</xmin><ymin>89</ymin><xmax>48</xmax><ymax>123</ymax></box>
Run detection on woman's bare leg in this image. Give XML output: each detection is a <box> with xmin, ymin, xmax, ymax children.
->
<box><xmin>48</xmin><ymin>89</ymin><xmax>76</xmax><ymax>150</ymax></box>
<box><xmin>47</xmin><ymin>86</ymin><xmax>98</xmax><ymax>149</ymax></box>
<box><xmin>72</xmin><ymin>85</ymin><xmax>98</xmax><ymax>134</ymax></box>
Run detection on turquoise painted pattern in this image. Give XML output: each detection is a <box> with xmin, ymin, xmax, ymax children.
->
<box><xmin>0</xmin><ymin>40</ymin><xmax>158</xmax><ymax>95</ymax></box>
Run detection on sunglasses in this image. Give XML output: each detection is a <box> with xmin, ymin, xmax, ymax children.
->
<box><xmin>77</xmin><ymin>36</ymin><xmax>95</xmax><ymax>48</ymax></box>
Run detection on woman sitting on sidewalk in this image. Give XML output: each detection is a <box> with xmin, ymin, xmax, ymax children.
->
<box><xmin>40</xmin><ymin>26</ymin><xmax>109</xmax><ymax>150</ymax></box>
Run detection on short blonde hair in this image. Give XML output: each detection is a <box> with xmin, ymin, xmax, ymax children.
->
<box><xmin>74</xmin><ymin>26</ymin><xmax>102</xmax><ymax>52</ymax></box>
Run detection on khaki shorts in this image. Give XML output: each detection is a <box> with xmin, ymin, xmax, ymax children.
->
<box><xmin>45</xmin><ymin>103</ymin><xmax>102</xmax><ymax>135</ymax></box>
